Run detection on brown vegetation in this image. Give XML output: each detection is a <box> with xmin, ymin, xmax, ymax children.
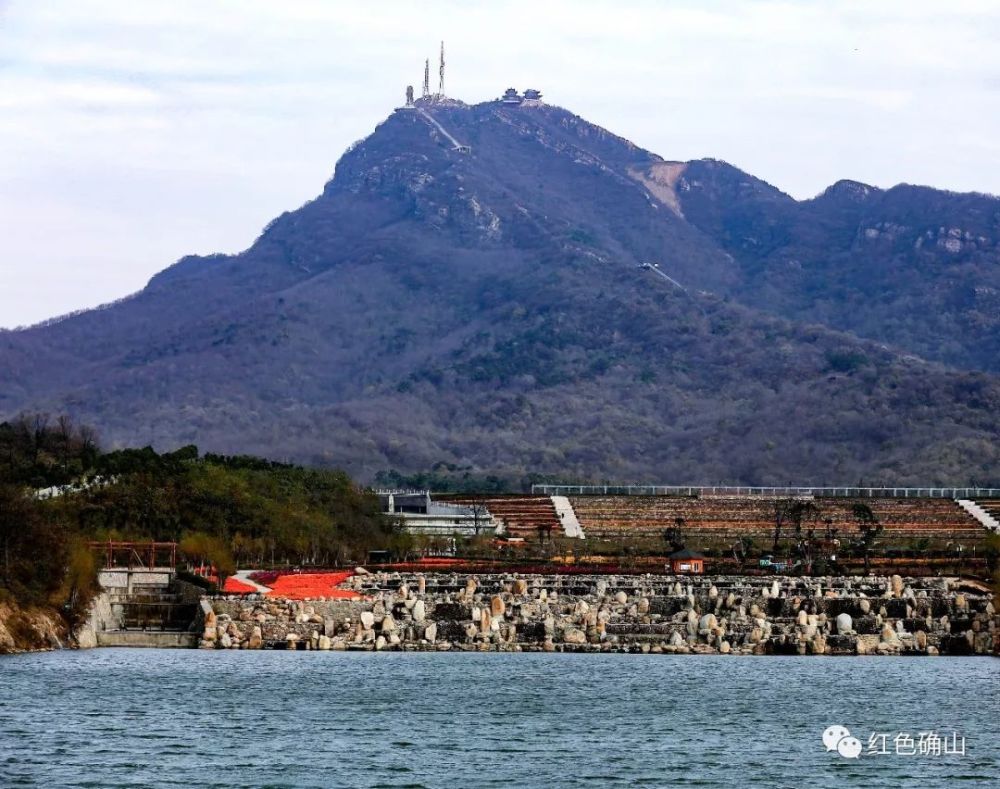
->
<box><xmin>0</xmin><ymin>102</ymin><xmax>996</xmax><ymax>484</ymax></box>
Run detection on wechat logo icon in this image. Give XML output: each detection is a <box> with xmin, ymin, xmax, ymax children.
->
<box><xmin>823</xmin><ymin>725</ymin><xmax>862</xmax><ymax>759</ymax></box>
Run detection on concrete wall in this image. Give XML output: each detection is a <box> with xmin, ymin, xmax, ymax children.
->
<box><xmin>98</xmin><ymin>568</ymin><xmax>173</xmax><ymax>594</ymax></box>
<box><xmin>96</xmin><ymin>631</ymin><xmax>197</xmax><ymax>648</ymax></box>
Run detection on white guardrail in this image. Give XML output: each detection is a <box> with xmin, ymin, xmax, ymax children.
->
<box><xmin>530</xmin><ymin>485</ymin><xmax>1000</xmax><ymax>499</ymax></box>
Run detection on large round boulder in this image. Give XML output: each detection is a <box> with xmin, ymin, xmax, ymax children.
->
<box><xmin>836</xmin><ymin>613</ymin><xmax>853</xmax><ymax>634</ymax></box>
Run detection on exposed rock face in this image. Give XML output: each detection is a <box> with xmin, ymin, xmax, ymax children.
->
<box><xmin>0</xmin><ymin>601</ymin><xmax>70</xmax><ymax>654</ymax></box>
<box><xmin>200</xmin><ymin>573</ymin><xmax>998</xmax><ymax>656</ymax></box>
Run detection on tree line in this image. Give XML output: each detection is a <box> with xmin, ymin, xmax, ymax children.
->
<box><xmin>0</xmin><ymin>414</ymin><xmax>404</xmax><ymax>613</ymax></box>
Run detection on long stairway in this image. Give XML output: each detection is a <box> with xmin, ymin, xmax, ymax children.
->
<box><xmin>957</xmin><ymin>499</ymin><xmax>1000</xmax><ymax>532</ymax></box>
<box><xmin>416</xmin><ymin>108</ymin><xmax>471</xmax><ymax>153</ymax></box>
<box><xmin>551</xmin><ymin>496</ymin><xmax>585</xmax><ymax>538</ymax></box>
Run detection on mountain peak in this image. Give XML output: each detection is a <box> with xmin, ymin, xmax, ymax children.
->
<box><xmin>2</xmin><ymin>97</ymin><xmax>999</xmax><ymax>484</ymax></box>
<box><xmin>327</xmin><ymin>98</ymin><xmax>661</xmax><ymax>196</ymax></box>
<box><xmin>679</xmin><ymin>158</ymin><xmax>794</xmax><ymax>203</ymax></box>
<box><xmin>815</xmin><ymin>179</ymin><xmax>881</xmax><ymax>203</ymax></box>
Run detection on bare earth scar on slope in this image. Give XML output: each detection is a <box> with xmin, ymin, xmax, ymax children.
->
<box><xmin>628</xmin><ymin>161</ymin><xmax>688</xmax><ymax>217</ymax></box>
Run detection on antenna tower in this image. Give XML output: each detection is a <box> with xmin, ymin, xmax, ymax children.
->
<box><xmin>438</xmin><ymin>41</ymin><xmax>445</xmax><ymax>97</ymax></box>
<box><xmin>422</xmin><ymin>59</ymin><xmax>430</xmax><ymax>99</ymax></box>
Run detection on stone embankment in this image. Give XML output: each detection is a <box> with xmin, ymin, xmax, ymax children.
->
<box><xmin>201</xmin><ymin>573</ymin><xmax>998</xmax><ymax>656</ymax></box>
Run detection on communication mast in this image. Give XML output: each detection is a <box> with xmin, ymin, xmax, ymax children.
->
<box><xmin>422</xmin><ymin>59</ymin><xmax>430</xmax><ymax>99</ymax></box>
<box><xmin>438</xmin><ymin>41</ymin><xmax>445</xmax><ymax>97</ymax></box>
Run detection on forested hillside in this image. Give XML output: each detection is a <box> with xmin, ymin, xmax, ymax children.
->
<box><xmin>0</xmin><ymin>415</ymin><xmax>401</xmax><ymax>620</ymax></box>
<box><xmin>666</xmin><ymin>159</ymin><xmax>1000</xmax><ymax>372</ymax></box>
<box><xmin>1</xmin><ymin>99</ymin><xmax>997</xmax><ymax>484</ymax></box>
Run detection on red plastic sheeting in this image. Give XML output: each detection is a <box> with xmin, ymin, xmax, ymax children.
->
<box><xmin>222</xmin><ymin>577</ymin><xmax>258</xmax><ymax>594</ymax></box>
<box><xmin>264</xmin><ymin>571</ymin><xmax>358</xmax><ymax>600</ymax></box>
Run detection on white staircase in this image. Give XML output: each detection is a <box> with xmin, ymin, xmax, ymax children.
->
<box><xmin>416</xmin><ymin>108</ymin><xmax>471</xmax><ymax>153</ymax></box>
<box><xmin>956</xmin><ymin>499</ymin><xmax>1000</xmax><ymax>532</ymax></box>
<box><xmin>551</xmin><ymin>496</ymin><xmax>585</xmax><ymax>538</ymax></box>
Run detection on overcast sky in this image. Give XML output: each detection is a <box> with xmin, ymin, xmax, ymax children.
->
<box><xmin>1</xmin><ymin>1</ymin><xmax>999</xmax><ymax>328</ymax></box>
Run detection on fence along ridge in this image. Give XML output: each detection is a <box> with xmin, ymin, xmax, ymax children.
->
<box><xmin>530</xmin><ymin>485</ymin><xmax>1000</xmax><ymax>499</ymax></box>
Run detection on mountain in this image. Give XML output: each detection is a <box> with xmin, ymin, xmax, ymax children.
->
<box><xmin>652</xmin><ymin>158</ymin><xmax>1000</xmax><ymax>372</ymax></box>
<box><xmin>1</xmin><ymin>97</ymin><xmax>998</xmax><ymax>484</ymax></box>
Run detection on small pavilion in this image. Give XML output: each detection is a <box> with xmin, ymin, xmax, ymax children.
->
<box><xmin>668</xmin><ymin>548</ymin><xmax>705</xmax><ymax>574</ymax></box>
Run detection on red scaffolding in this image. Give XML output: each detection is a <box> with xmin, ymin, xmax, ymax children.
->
<box><xmin>89</xmin><ymin>540</ymin><xmax>178</xmax><ymax>570</ymax></box>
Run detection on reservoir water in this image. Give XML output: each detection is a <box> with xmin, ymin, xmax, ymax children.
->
<box><xmin>1</xmin><ymin>650</ymin><xmax>998</xmax><ymax>788</ymax></box>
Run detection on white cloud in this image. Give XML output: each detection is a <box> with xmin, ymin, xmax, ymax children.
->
<box><xmin>0</xmin><ymin>0</ymin><xmax>998</xmax><ymax>326</ymax></box>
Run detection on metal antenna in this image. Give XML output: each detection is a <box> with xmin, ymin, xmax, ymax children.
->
<box><xmin>438</xmin><ymin>41</ymin><xmax>445</xmax><ymax>97</ymax></box>
<box><xmin>422</xmin><ymin>59</ymin><xmax>430</xmax><ymax>99</ymax></box>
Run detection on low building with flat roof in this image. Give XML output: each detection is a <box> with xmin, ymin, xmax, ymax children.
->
<box><xmin>377</xmin><ymin>490</ymin><xmax>497</xmax><ymax>536</ymax></box>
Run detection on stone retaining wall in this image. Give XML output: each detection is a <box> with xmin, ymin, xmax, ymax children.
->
<box><xmin>200</xmin><ymin>573</ymin><xmax>999</xmax><ymax>656</ymax></box>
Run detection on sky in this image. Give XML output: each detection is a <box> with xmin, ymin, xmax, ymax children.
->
<box><xmin>1</xmin><ymin>0</ymin><xmax>999</xmax><ymax>328</ymax></box>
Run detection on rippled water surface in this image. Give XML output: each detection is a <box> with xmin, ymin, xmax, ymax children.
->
<box><xmin>1</xmin><ymin>650</ymin><xmax>998</xmax><ymax>787</ymax></box>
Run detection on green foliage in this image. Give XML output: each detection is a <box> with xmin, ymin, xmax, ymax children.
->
<box><xmin>179</xmin><ymin>531</ymin><xmax>235</xmax><ymax>582</ymax></box>
<box><xmin>0</xmin><ymin>483</ymin><xmax>71</xmax><ymax>605</ymax></box>
<box><xmin>69</xmin><ymin>454</ymin><xmax>397</xmax><ymax>567</ymax></box>
<box><xmin>0</xmin><ymin>417</ymin><xmax>401</xmax><ymax>613</ymax></box>
<box><xmin>851</xmin><ymin>502</ymin><xmax>878</xmax><ymax>526</ymax></box>
<box><xmin>55</xmin><ymin>538</ymin><xmax>99</xmax><ymax>626</ymax></box>
<box><xmin>0</xmin><ymin>415</ymin><xmax>104</xmax><ymax>612</ymax></box>
<box><xmin>984</xmin><ymin>533</ymin><xmax>1000</xmax><ymax>596</ymax></box>
<box><xmin>826</xmin><ymin>350</ymin><xmax>869</xmax><ymax>373</ymax></box>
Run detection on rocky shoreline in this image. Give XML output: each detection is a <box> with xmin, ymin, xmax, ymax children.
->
<box><xmin>201</xmin><ymin>573</ymin><xmax>999</xmax><ymax>656</ymax></box>
<box><xmin>0</xmin><ymin>599</ymin><xmax>70</xmax><ymax>655</ymax></box>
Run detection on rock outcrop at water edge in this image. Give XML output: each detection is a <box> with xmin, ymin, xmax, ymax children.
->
<box><xmin>201</xmin><ymin>573</ymin><xmax>999</xmax><ymax>656</ymax></box>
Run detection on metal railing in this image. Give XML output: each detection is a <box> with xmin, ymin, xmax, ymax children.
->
<box><xmin>530</xmin><ymin>485</ymin><xmax>1000</xmax><ymax>499</ymax></box>
<box><xmin>89</xmin><ymin>540</ymin><xmax>178</xmax><ymax>570</ymax></box>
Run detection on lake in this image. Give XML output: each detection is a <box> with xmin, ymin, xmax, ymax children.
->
<box><xmin>1</xmin><ymin>650</ymin><xmax>998</xmax><ymax>787</ymax></box>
